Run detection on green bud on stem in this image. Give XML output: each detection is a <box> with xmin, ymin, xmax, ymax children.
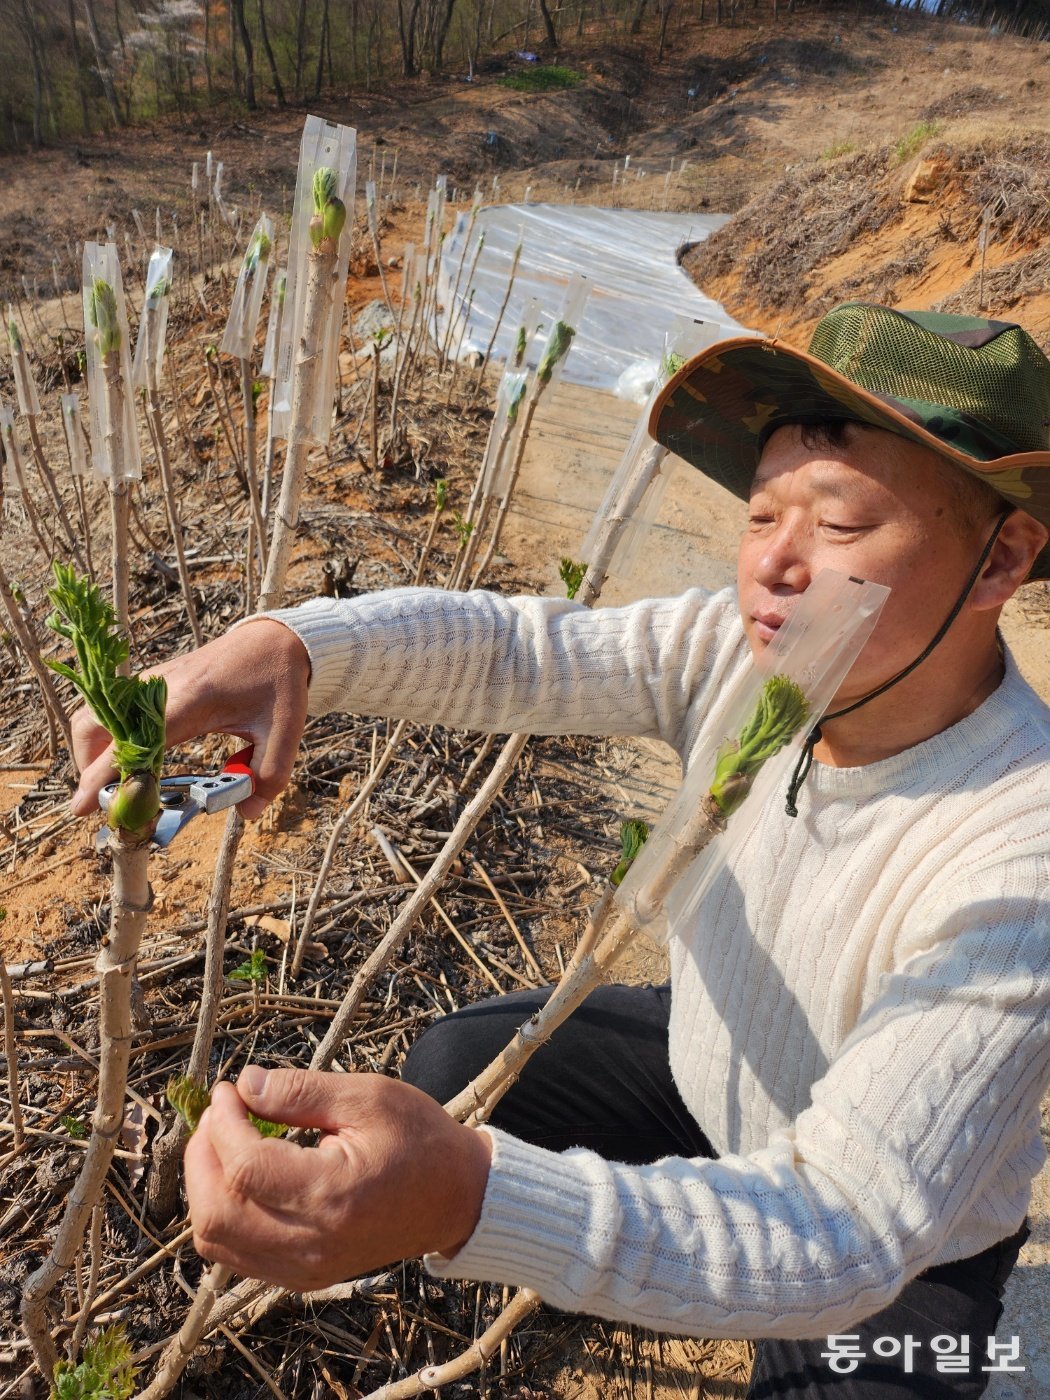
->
<box><xmin>88</xmin><ymin>278</ymin><xmax>122</xmax><ymax>355</ymax></box>
<box><xmin>709</xmin><ymin>674</ymin><xmax>810</xmax><ymax>817</ymax></box>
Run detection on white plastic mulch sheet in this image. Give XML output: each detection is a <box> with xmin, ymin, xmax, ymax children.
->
<box><xmin>435</xmin><ymin>203</ymin><xmax>757</xmax><ymax>395</ymax></box>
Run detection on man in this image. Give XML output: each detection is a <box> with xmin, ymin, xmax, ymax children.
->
<box><xmin>73</xmin><ymin>303</ymin><xmax>1050</xmax><ymax>1397</ymax></box>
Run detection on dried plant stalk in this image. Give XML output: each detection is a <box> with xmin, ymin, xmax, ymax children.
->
<box><xmin>257</xmin><ymin>241</ymin><xmax>338</xmax><ymax>612</ymax></box>
<box><xmin>0</xmin><ymin>957</ymin><xmax>23</xmax><ymax>1150</ymax></box>
<box><xmin>0</xmin><ymin>559</ymin><xmax>72</xmax><ymax>756</ymax></box>
<box><xmin>21</xmin><ymin>825</ymin><xmax>153</xmax><ymax>1378</ymax></box>
<box><xmin>142</xmin><ymin>309</ymin><xmax>203</xmax><ymax>648</ymax></box>
<box><xmin>574</xmin><ymin>441</ymin><xmax>666</xmax><ymax>608</ymax></box>
<box><xmin>102</xmin><ymin>346</ymin><xmax>132</xmax><ymax>676</ymax></box>
<box><xmin>361</xmin><ymin>1288</ymin><xmax>542</xmax><ymax>1399</ymax></box>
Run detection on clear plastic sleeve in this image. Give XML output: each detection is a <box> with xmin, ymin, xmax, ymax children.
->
<box><xmin>82</xmin><ymin>241</ymin><xmax>141</xmax><ymax>482</ymax></box>
<box><xmin>220</xmin><ymin>214</ymin><xmax>274</xmax><ymax>360</ymax></box>
<box><xmin>579</xmin><ymin>316</ymin><xmax>725</xmax><ymax>576</ymax></box>
<box><xmin>61</xmin><ymin>393</ymin><xmax>89</xmax><ymax>476</ymax></box>
<box><xmin>271</xmin><ymin>115</ymin><xmax>357</xmax><ymax>445</ymax></box>
<box><xmin>615</xmin><ymin>571</ymin><xmax>890</xmax><ymax>942</ymax></box>
<box><xmin>6</xmin><ymin>305</ymin><xmax>41</xmax><ymax>416</ymax></box>
<box><xmin>261</xmin><ymin>265</ymin><xmax>286</xmax><ymax>380</ymax></box>
<box><xmin>0</xmin><ymin>404</ymin><xmax>20</xmax><ymax>497</ymax></box>
<box><xmin>131</xmin><ymin>246</ymin><xmax>173</xmax><ymax>392</ymax></box>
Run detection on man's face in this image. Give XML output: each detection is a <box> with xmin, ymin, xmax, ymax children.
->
<box><xmin>736</xmin><ymin>423</ymin><xmax>994</xmax><ymax>707</ymax></box>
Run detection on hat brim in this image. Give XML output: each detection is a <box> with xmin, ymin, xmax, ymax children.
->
<box><xmin>649</xmin><ymin>337</ymin><xmax>1050</xmax><ymax>579</ymax></box>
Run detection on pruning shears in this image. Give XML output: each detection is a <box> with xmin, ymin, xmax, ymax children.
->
<box><xmin>97</xmin><ymin>745</ymin><xmax>256</xmax><ymax>850</ymax></box>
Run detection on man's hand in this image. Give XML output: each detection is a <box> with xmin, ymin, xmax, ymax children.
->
<box><xmin>185</xmin><ymin>1068</ymin><xmax>493</xmax><ymax>1293</ymax></box>
<box><xmin>69</xmin><ymin>619</ymin><xmax>310</xmax><ymax>820</ymax></box>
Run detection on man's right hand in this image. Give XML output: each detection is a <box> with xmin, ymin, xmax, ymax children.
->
<box><xmin>70</xmin><ymin>618</ymin><xmax>312</xmax><ymax>821</ymax></box>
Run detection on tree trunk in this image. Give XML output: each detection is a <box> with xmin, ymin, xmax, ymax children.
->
<box><xmin>657</xmin><ymin>0</ymin><xmax>673</xmax><ymax>58</ymax></box>
<box><xmin>258</xmin><ymin>0</ymin><xmax>285</xmax><ymax>104</ymax></box>
<box><xmin>314</xmin><ymin>0</ymin><xmax>330</xmax><ymax>95</ymax></box>
<box><xmin>537</xmin><ymin>0</ymin><xmax>558</xmax><ymax>47</ymax></box>
<box><xmin>17</xmin><ymin>0</ymin><xmax>45</xmax><ymax>148</ymax></box>
<box><xmin>232</xmin><ymin>0</ymin><xmax>257</xmax><ymax>106</ymax></box>
<box><xmin>397</xmin><ymin>0</ymin><xmax>419</xmax><ymax>76</ymax></box>
<box><xmin>82</xmin><ymin>0</ymin><xmax>122</xmax><ymax>126</ymax></box>
<box><xmin>294</xmin><ymin>0</ymin><xmax>308</xmax><ymax>99</ymax></box>
<box><xmin>629</xmin><ymin>0</ymin><xmax>647</xmax><ymax>33</ymax></box>
<box><xmin>67</xmin><ymin>0</ymin><xmax>92</xmax><ymax>132</ymax></box>
<box><xmin>203</xmin><ymin>0</ymin><xmax>214</xmax><ymax>98</ymax></box>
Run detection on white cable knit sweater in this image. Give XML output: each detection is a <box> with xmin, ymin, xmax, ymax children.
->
<box><xmin>263</xmin><ymin>585</ymin><xmax>1050</xmax><ymax>1340</ymax></box>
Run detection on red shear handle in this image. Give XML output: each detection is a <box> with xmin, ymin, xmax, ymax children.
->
<box><xmin>224</xmin><ymin>744</ymin><xmax>257</xmax><ymax>791</ymax></box>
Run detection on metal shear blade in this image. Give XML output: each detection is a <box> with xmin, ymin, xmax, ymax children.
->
<box><xmin>96</xmin><ymin>748</ymin><xmax>255</xmax><ymax>850</ymax></box>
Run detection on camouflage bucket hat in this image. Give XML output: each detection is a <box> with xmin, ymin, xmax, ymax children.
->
<box><xmin>649</xmin><ymin>301</ymin><xmax>1050</xmax><ymax>579</ymax></box>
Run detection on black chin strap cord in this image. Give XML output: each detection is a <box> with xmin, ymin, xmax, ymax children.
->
<box><xmin>784</xmin><ymin>506</ymin><xmax>1012</xmax><ymax>818</ymax></box>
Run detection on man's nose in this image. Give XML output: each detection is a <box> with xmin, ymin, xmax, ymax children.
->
<box><xmin>751</xmin><ymin>525</ymin><xmax>811</xmax><ymax>592</ymax></box>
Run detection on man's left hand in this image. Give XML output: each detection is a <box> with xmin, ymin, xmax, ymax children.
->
<box><xmin>185</xmin><ymin>1067</ymin><xmax>492</xmax><ymax>1292</ymax></box>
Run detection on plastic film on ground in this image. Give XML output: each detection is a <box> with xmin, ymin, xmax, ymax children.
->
<box><xmin>435</xmin><ymin>203</ymin><xmax>758</xmax><ymax>394</ymax></box>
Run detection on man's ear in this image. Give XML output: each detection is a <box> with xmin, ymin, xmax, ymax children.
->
<box><xmin>971</xmin><ymin>510</ymin><xmax>1049</xmax><ymax>611</ymax></box>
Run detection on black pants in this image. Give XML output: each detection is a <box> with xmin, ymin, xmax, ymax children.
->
<box><xmin>402</xmin><ymin>985</ymin><xmax>1029</xmax><ymax>1399</ymax></box>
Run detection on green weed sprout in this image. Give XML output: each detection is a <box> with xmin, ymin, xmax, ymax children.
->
<box><xmin>310</xmin><ymin>166</ymin><xmax>346</xmax><ymax>250</ymax></box>
<box><xmin>51</xmin><ymin>1324</ymin><xmax>138</xmax><ymax>1400</ymax></box>
<box><xmin>537</xmin><ymin>320</ymin><xmax>575</xmax><ymax>385</ymax></box>
<box><xmin>229</xmin><ymin>949</ymin><xmax>267</xmax><ymax>984</ymax></box>
<box><xmin>558</xmin><ymin>557</ymin><xmax>587</xmax><ymax>600</ymax></box>
<box><xmin>611</xmin><ymin>819</ymin><xmax>649</xmax><ymax>886</ymax></box>
<box><xmin>87</xmin><ymin>279</ymin><xmax>121</xmax><ymax>355</ymax></box>
<box><xmin>709</xmin><ymin>675</ymin><xmax>809</xmax><ymax>817</ymax></box>
<box><xmin>434</xmin><ymin>478</ymin><xmax>448</xmax><ymax>511</ymax></box>
<box><xmin>167</xmin><ymin>1074</ymin><xmax>288</xmax><ymax>1138</ymax></box>
<box><xmin>45</xmin><ymin>563</ymin><xmax>166</xmax><ymax>833</ymax></box>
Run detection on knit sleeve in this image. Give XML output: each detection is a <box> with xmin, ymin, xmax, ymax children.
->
<box><xmin>254</xmin><ymin>586</ymin><xmax>741</xmax><ymax>749</ymax></box>
<box><xmin>428</xmin><ymin>852</ymin><xmax>1050</xmax><ymax>1339</ymax></box>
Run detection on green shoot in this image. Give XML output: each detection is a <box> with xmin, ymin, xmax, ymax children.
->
<box><xmin>514</xmin><ymin>324</ymin><xmax>528</xmax><ymax>366</ymax></box>
<box><xmin>61</xmin><ymin>1114</ymin><xmax>88</xmax><ymax>1140</ymax></box>
<box><xmin>87</xmin><ymin>279</ymin><xmax>121</xmax><ymax>356</ymax></box>
<box><xmin>51</xmin><ymin>1324</ymin><xmax>138</xmax><ymax>1400</ymax></box>
<box><xmin>310</xmin><ymin>166</ymin><xmax>346</xmax><ymax>249</ymax></box>
<box><xmin>709</xmin><ymin>675</ymin><xmax>809</xmax><ymax>817</ymax></box>
<box><xmin>228</xmin><ymin>949</ymin><xmax>267</xmax><ymax>984</ymax></box>
<box><xmin>505</xmin><ymin>378</ymin><xmax>528</xmax><ymax>427</ymax></box>
<box><xmin>661</xmin><ymin>350</ymin><xmax>685</xmax><ymax>380</ymax></box>
<box><xmin>45</xmin><ymin>563</ymin><xmax>166</xmax><ymax>832</ymax></box>
<box><xmin>166</xmin><ymin>1075</ymin><xmax>288</xmax><ymax>1138</ymax></box>
<box><xmin>537</xmin><ymin>321</ymin><xmax>575</xmax><ymax>385</ymax></box>
<box><xmin>434</xmin><ymin>478</ymin><xmax>448</xmax><ymax>512</ymax></box>
<box><xmin>452</xmin><ymin>512</ymin><xmax>474</xmax><ymax>544</ymax></box>
<box><xmin>611</xmin><ymin>819</ymin><xmax>649</xmax><ymax>886</ymax></box>
<box><xmin>8</xmin><ymin>316</ymin><xmax>21</xmax><ymax>351</ymax></box>
<box><xmin>312</xmin><ymin>167</ymin><xmax>339</xmax><ymax>211</ymax></box>
<box><xmin>558</xmin><ymin>557</ymin><xmax>587</xmax><ymax>600</ymax></box>
<box><xmin>243</xmin><ymin>229</ymin><xmax>272</xmax><ymax>276</ymax></box>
